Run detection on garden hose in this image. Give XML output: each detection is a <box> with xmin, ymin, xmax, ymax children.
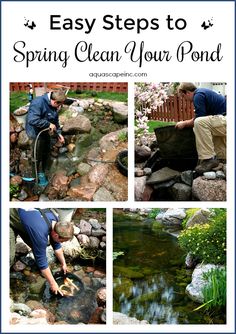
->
<box><xmin>33</xmin><ymin>127</ymin><xmax>50</xmax><ymax>185</ymax></box>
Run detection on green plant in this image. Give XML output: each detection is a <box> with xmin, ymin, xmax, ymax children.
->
<box><xmin>148</xmin><ymin>208</ymin><xmax>161</xmax><ymax>219</ymax></box>
<box><xmin>178</xmin><ymin>209</ymin><xmax>226</xmax><ymax>264</ymax></box>
<box><xmin>118</xmin><ymin>131</ymin><xmax>128</xmax><ymax>142</ymax></box>
<box><xmin>113</xmin><ymin>251</ymin><xmax>124</xmax><ymax>261</ymax></box>
<box><xmin>147</xmin><ymin>120</ymin><xmax>176</xmax><ymax>133</ymax></box>
<box><xmin>10</xmin><ymin>184</ymin><xmax>20</xmax><ymax>198</ymax></box>
<box><xmin>194</xmin><ymin>267</ymin><xmax>226</xmax><ymax>311</ymax></box>
<box><xmin>182</xmin><ymin>208</ymin><xmax>200</xmax><ymax>228</ymax></box>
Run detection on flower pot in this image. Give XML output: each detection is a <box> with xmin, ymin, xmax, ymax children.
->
<box><xmin>116</xmin><ymin>150</ymin><xmax>128</xmax><ymax>177</ymax></box>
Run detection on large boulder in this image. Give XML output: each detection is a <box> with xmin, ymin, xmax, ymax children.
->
<box><xmin>111</xmin><ymin>102</ymin><xmax>128</xmax><ymax>123</ymax></box>
<box><xmin>186</xmin><ymin>209</ymin><xmax>211</xmax><ymax>228</ymax></box>
<box><xmin>61</xmin><ymin>236</ymin><xmax>81</xmax><ymax>259</ymax></box>
<box><xmin>62</xmin><ymin>115</ymin><xmax>91</xmax><ymax>133</ymax></box>
<box><xmin>186</xmin><ymin>264</ymin><xmax>225</xmax><ymax>303</ymax></box>
<box><xmin>161</xmin><ymin>208</ymin><xmax>186</xmax><ymax>226</ymax></box>
<box><xmin>99</xmin><ymin>128</ymin><xmax>128</xmax><ymax>152</ymax></box>
<box><xmin>192</xmin><ymin>178</ymin><xmax>226</xmax><ymax>201</ymax></box>
<box><xmin>134</xmin><ymin>176</ymin><xmax>153</xmax><ymax>201</ymax></box>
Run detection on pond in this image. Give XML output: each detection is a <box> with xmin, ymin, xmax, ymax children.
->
<box><xmin>113</xmin><ymin>217</ymin><xmax>226</xmax><ymax>324</ymax></box>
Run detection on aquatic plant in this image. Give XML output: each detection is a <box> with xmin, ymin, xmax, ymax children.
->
<box><xmin>113</xmin><ymin>251</ymin><xmax>124</xmax><ymax>261</ymax></box>
<box><xmin>194</xmin><ymin>267</ymin><xmax>226</xmax><ymax>311</ymax></box>
<box><xmin>178</xmin><ymin>209</ymin><xmax>226</xmax><ymax>264</ymax></box>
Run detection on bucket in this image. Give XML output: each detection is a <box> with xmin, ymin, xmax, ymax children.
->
<box><xmin>13</xmin><ymin>107</ymin><xmax>28</xmax><ymax>127</ymax></box>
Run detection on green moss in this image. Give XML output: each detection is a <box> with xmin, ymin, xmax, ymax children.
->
<box><xmin>113</xmin><ymin>277</ymin><xmax>133</xmax><ymax>300</ymax></box>
<box><xmin>113</xmin><ymin>265</ymin><xmax>144</xmax><ymax>279</ymax></box>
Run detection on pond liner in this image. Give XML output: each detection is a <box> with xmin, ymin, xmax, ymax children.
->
<box><xmin>145</xmin><ymin>125</ymin><xmax>198</xmax><ymax>172</ymax></box>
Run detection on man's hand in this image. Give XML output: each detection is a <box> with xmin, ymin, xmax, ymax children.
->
<box><xmin>175</xmin><ymin>121</ymin><xmax>186</xmax><ymax>130</ymax></box>
<box><xmin>50</xmin><ymin>280</ymin><xmax>63</xmax><ymax>296</ymax></box>
<box><xmin>61</xmin><ymin>263</ymin><xmax>67</xmax><ymax>275</ymax></box>
<box><xmin>58</xmin><ymin>134</ymin><xmax>65</xmax><ymax>144</ymax></box>
<box><xmin>49</xmin><ymin>123</ymin><xmax>56</xmax><ymax>134</ymax></box>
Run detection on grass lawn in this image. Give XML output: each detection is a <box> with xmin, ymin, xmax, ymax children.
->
<box><xmin>10</xmin><ymin>90</ymin><xmax>128</xmax><ymax>113</ymax></box>
<box><xmin>148</xmin><ymin>120</ymin><xmax>176</xmax><ymax>133</ymax></box>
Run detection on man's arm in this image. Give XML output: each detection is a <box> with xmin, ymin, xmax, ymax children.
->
<box><xmin>175</xmin><ymin>118</ymin><xmax>194</xmax><ymax>129</ymax></box>
<box><xmin>54</xmin><ymin>248</ymin><xmax>67</xmax><ymax>274</ymax></box>
<box><xmin>41</xmin><ymin>267</ymin><xmax>63</xmax><ymax>295</ymax></box>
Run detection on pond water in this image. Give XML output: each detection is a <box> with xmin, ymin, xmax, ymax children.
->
<box><xmin>113</xmin><ymin>218</ymin><xmax>226</xmax><ymax>324</ymax></box>
<box><xmin>10</xmin><ymin>261</ymin><xmax>105</xmax><ymax>324</ymax></box>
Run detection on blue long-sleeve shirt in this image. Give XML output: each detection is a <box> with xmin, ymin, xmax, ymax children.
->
<box><xmin>193</xmin><ymin>88</ymin><xmax>226</xmax><ymax>118</ymax></box>
<box><xmin>26</xmin><ymin>93</ymin><xmax>60</xmax><ymax>139</ymax></box>
<box><xmin>18</xmin><ymin>208</ymin><xmax>61</xmax><ymax>270</ymax></box>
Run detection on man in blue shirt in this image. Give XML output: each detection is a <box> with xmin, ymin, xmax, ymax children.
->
<box><xmin>26</xmin><ymin>90</ymin><xmax>66</xmax><ymax>178</ymax></box>
<box><xmin>175</xmin><ymin>83</ymin><xmax>226</xmax><ymax>174</ymax></box>
<box><xmin>10</xmin><ymin>208</ymin><xmax>74</xmax><ymax>295</ymax></box>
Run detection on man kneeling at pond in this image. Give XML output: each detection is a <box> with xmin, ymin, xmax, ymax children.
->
<box><xmin>10</xmin><ymin>208</ymin><xmax>74</xmax><ymax>296</ymax></box>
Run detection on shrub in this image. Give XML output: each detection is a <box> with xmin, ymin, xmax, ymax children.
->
<box><xmin>118</xmin><ymin>131</ymin><xmax>128</xmax><ymax>142</ymax></box>
<box><xmin>178</xmin><ymin>209</ymin><xmax>226</xmax><ymax>264</ymax></box>
<box><xmin>182</xmin><ymin>208</ymin><xmax>200</xmax><ymax>228</ymax></box>
<box><xmin>148</xmin><ymin>208</ymin><xmax>161</xmax><ymax>219</ymax></box>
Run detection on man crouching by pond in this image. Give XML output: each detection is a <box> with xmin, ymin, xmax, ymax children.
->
<box><xmin>10</xmin><ymin>208</ymin><xmax>74</xmax><ymax>296</ymax></box>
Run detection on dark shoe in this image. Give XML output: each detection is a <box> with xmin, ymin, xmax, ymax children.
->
<box><xmin>195</xmin><ymin>157</ymin><xmax>219</xmax><ymax>174</ymax></box>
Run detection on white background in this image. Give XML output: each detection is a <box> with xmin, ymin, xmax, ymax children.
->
<box><xmin>1</xmin><ymin>1</ymin><xmax>235</xmax><ymax>333</ymax></box>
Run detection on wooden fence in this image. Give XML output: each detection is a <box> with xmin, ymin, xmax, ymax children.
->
<box><xmin>10</xmin><ymin>82</ymin><xmax>128</xmax><ymax>93</ymax></box>
<box><xmin>149</xmin><ymin>95</ymin><xmax>194</xmax><ymax>122</ymax></box>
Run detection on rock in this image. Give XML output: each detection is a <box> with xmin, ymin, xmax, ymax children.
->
<box><xmin>15</xmin><ymin>241</ymin><xmax>30</xmax><ymax>254</ymax></box>
<box><xmin>68</xmin><ymin>309</ymin><xmax>82</xmax><ymax>323</ymax></box>
<box><xmin>62</xmin><ymin>115</ymin><xmax>91</xmax><ymax>133</ymax></box>
<box><xmin>93</xmin><ymin>187</ymin><xmax>115</xmax><ymax>201</ymax></box>
<box><xmin>30</xmin><ymin>309</ymin><xmax>47</xmax><ymax>319</ymax></box>
<box><xmin>10</xmin><ymin>132</ymin><xmax>18</xmax><ymax>144</ymax></box>
<box><xmin>203</xmin><ymin>172</ymin><xmax>216</xmax><ymax>180</ymax></box>
<box><xmin>96</xmin><ymin>287</ymin><xmax>106</xmax><ymax>306</ymax></box>
<box><xmin>91</xmin><ymin>229</ymin><xmax>106</xmax><ymax>237</ymax></box>
<box><xmin>170</xmin><ymin>183</ymin><xmax>192</xmax><ymax>201</ymax></box>
<box><xmin>67</xmin><ymin>184</ymin><xmax>98</xmax><ymax>201</ymax></box>
<box><xmin>77</xmin><ymin>234</ymin><xmax>90</xmax><ymax>247</ymax></box>
<box><xmin>26</xmin><ymin>300</ymin><xmax>45</xmax><ymax>310</ymax></box>
<box><xmin>69</xmin><ymin>178</ymin><xmax>81</xmax><ymax>188</ymax></box>
<box><xmin>18</xmin><ymin>189</ymin><xmax>28</xmax><ymax>201</ymax></box>
<box><xmin>13</xmin><ymin>261</ymin><xmax>26</xmax><ymax>272</ymax></box>
<box><xmin>77</xmin><ymin>162</ymin><xmax>91</xmax><ymax>176</ymax></box>
<box><xmin>113</xmin><ymin>312</ymin><xmax>149</xmax><ymax>324</ymax></box>
<box><xmin>185</xmin><ymin>253</ymin><xmax>197</xmax><ymax>268</ymax></box>
<box><xmin>186</xmin><ymin>209</ymin><xmax>211</xmax><ymax>228</ymax></box>
<box><xmin>10</xmin><ymin>312</ymin><xmax>21</xmax><ymax>324</ymax></box>
<box><xmin>94</xmin><ymin>270</ymin><xmax>106</xmax><ymax>278</ymax></box>
<box><xmin>46</xmin><ymin>246</ymin><xmax>56</xmax><ymax>264</ymax></box>
<box><xmin>161</xmin><ymin>208</ymin><xmax>186</xmax><ymax>226</ymax></box>
<box><xmin>10</xmin><ymin>175</ymin><xmax>22</xmax><ymax>186</ymax></box>
<box><xmin>89</xmin><ymin>219</ymin><xmax>101</xmax><ymax>230</ymax></box>
<box><xmin>73</xmin><ymin>226</ymin><xmax>80</xmax><ymax>235</ymax></box>
<box><xmin>79</xmin><ymin>220</ymin><xmax>92</xmax><ymax>235</ymax></box>
<box><xmin>111</xmin><ymin>101</ymin><xmax>128</xmax><ymax>123</ymax></box>
<box><xmin>146</xmin><ymin>167</ymin><xmax>180</xmax><ymax>185</ymax></box>
<box><xmin>135</xmin><ymin>176</ymin><xmax>153</xmax><ymax>201</ymax></box>
<box><xmin>51</xmin><ymin>173</ymin><xmax>69</xmax><ymax>188</ymax></box>
<box><xmin>29</xmin><ymin>276</ymin><xmax>46</xmax><ymax>295</ymax></box>
<box><xmin>13</xmin><ymin>303</ymin><xmax>32</xmax><ymax>315</ymax></box>
<box><xmin>135</xmin><ymin>145</ymin><xmax>151</xmax><ymax>163</ymax></box>
<box><xmin>99</xmin><ymin>128</ymin><xmax>128</xmax><ymax>151</ymax></box>
<box><xmin>61</xmin><ymin>236</ymin><xmax>81</xmax><ymax>258</ymax></box>
<box><xmin>101</xmin><ymin>309</ymin><xmax>106</xmax><ymax>323</ymax></box>
<box><xmin>17</xmin><ymin>130</ymin><xmax>31</xmax><ymax>149</ymax></box>
<box><xmin>192</xmin><ymin>178</ymin><xmax>226</xmax><ymax>201</ymax></box>
<box><xmin>67</xmin><ymin>143</ymin><xmax>75</xmax><ymax>153</ymax></box>
<box><xmin>186</xmin><ymin>264</ymin><xmax>224</xmax><ymax>303</ymax></box>
<box><xmin>181</xmin><ymin>170</ymin><xmax>193</xmax><ymax>186</ymax></box>
<box><xmin>143</xmin><ymin>167</ymin><xmax>152</xmax><ymax>176</ymax></box>
<box><xmin>100</xmin><ymin>241</ymin><xmax>106</xmax><ymax>249</ymax></box>
<box><xmin>87</xmin><ymin>164</ymin><xmax>109</xmax><ymax>186</ymax></box>
<box><xmin>89</xmin><ymin>236</ymin><xmax>100</xmax><ymax>248</ymax></box>
<box><xmin>86</xmin><ymin>147</ymin><xmax>101</xmax><ymax>167</ymax></box>
<box><xmin>216</xmin><ymin>171</ymin><xmax>226</xmax><ymax>179</ymax></box>
<box><xmin>135</xmin><ymin>167</ymin><xmax>144</xmax><ymax>177</ymax></box>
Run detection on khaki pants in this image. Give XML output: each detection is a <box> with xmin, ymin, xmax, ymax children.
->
<box><xmin>193</xmin><ymin>115</ymin><xmax>226</xmax><ymax>160</ymax></box>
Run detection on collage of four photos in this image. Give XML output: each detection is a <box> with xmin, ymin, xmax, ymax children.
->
<box><xmin>9</xmin><ymin>81</ymin><xmax>227</xmax><ymax>326</ymax></box>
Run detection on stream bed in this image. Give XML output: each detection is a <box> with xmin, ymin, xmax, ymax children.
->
<box><xmin>113</xmin><ymin>218</ymin><xmax>226</xmax><ymax>324</ymax></box>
